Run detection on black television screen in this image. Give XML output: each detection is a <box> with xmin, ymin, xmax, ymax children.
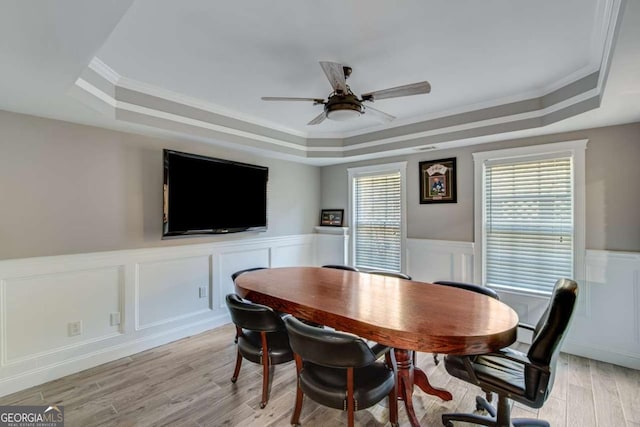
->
<box><xmin>163</xmin><ymin>150</ymin><xmax>268</xmax><ymax>237</ymax></box>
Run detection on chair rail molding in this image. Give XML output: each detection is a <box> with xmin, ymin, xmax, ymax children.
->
<box><xmin>0</xmin><ymin>236</ymin><xmax>637</xmax><ymax>397</ymax></box>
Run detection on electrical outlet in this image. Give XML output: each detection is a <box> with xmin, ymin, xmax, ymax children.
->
<box><xmin>199</xmin><ymin>286</ymin><xmax>208</xmax><ymax>298</ymax></box>
<box><xmin>110</xmin><ymin>312</ymin><xmax>121</xmax><ymax>326</ymax></box>
<box><xmin>68</xmin><ymin>321</ymin><xmax>82</xmax><ymax>337</ymax></box>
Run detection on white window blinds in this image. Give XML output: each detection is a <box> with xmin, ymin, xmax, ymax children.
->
<box><xmin>353</xmin><ymin>172</ymin><xmax>402</xmax><ymax>271</ymax></box>
<box><xmin>484</xmin><ymin>157</ymin><xmax>574</xmax><ymax>294</ymax></box>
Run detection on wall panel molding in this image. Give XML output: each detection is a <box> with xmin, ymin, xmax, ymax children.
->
<box><xmin>0</xmin><ymin>233</ymin><xmax>316</xmax><ymax>397</ymax></box>
<box><xmin>0</xmin><ymin>237</ymin><xmax>637</xmax><ymax>397</ymax></box>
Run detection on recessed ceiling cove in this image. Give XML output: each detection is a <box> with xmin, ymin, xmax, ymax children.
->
<box><xmin>71</xmin><ymin>0</ymin><xmax>623</xmax><ymax>162</ymax></box>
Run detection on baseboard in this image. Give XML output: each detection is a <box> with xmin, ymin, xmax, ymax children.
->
<box><xmin>0</xmin><ymin>313</ymin><xmax>230</xmax><ymax>398</ymax></box>
<box><xmin>562</xmin><ymin>340</ymin><xmax>640</xmax><ymax>370</ymax></box>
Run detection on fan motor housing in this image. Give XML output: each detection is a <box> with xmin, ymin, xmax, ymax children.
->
<box><xmin>324</xmin><ymin>93</ymin><xmax>363</xmax><ymax>119</ymax></box>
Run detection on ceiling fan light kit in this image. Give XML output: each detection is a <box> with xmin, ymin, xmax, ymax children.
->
<box><xmin>325</xmin><ymin>93</ymin><xmax>363</xmax><ymax>121</ymax></box>
<box><xmin>262</xmin><ymin>61</ymin><xmax>431</xmax><ymax>125</ymax></box>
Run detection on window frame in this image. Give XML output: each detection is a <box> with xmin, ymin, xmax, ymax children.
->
<box><xmin>473</xmin><ymin>140</ymin><xmax>587</xmax><ymax>296</ymax></box>
<box><xmin>348</xmin><ymin>162</ymin><xmax>407</xmax><ymax>273</ymax></box>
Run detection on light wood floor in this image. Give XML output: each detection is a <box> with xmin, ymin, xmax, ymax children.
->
<box><xmin>1</xmin><ymin>323</ymin><xmax>639</xmax><ymax>427</ymax></box>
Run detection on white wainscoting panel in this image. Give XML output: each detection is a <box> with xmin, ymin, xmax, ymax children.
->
<box><xmin>406</xmin><ymin>239</ymin><xmax>474</xmax><ymax>283</ymax></box>
<box><xmin>0</xmin><ymin>234</ymin><xmax>316</xmax><ymax>397</ymax></box>
<box><xmin>1</xmin><ymin>237</ymin><xmax>637</xmax><ymax>397</ymax></box>
<box><xmin>2</xmin><ymin>266</ymin><xmax>123</xmax><ymax>364</ymax></box>
<box><xmin>563</xmin><ymin>250</ymin><xmax>640</xmax><ymax>369</ymax></box>
<box><xmin>314</xmin><ymin>227</ymin><xmax>349</xmax><ymax>266</ymax></box>
<box><xmin>215</xmin><ymin>248</ymin><xmax>270</xmax><ymax>309</ymax></box>
<box><xmin>270</xmin><ymin>236</ymin><xmax>315</xmax><ymax>267</ymax></box>
<box><xmin>136</xmin><ymin>255</ymin><xmax>211</xmax><ymax>330</ymax></box>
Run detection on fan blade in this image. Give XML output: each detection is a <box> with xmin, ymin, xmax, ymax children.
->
<box><xmin>307</xmin><ymin>111</ymin><xmax>327</xmax><ymax>125</ymax></box>
<box><xmin>319</xmin><ymin>61</ymin><xmax>348</xmax><ymax>93</ymax></box>
<box><xmin>262</xmin><ymin>97</ymin><xmax>325</xmax><ymax>104</ymax></box>
<box><xmin>361</xmin><ymin>81</ymin><xmax>431</xmax><ymax>101</ymax></box>
<box><xmin>365</xmin><ymin>105</ymin><xmax>396</xmax><ymax>123</ymax></box>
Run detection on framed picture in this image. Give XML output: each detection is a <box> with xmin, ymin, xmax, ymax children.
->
<box><xmin>419</xmin><ymin>157</ymin><xmax>457</xmax><ymax>204</ymax></box>
<box><xmin>320</xmin><ymin>209</ymin><xmax>344</xmax><ymax>227</ymax></box>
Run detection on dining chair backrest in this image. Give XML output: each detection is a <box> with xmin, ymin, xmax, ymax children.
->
<box><xmin>321</xmin><ymin>264</ymin><xmax>359</xmax><ymax>272</ymax></box>
<box><xmin>284</xmin><ymin>315</ymin><xmax>377</xmax><ymax>368</ymax></box>
<box><xmin>231</xmin><ymin>267</ymin><xmax>268</xmax><ymax>282</ymax></box>
<box><xmin>525</xmin><ymin>278</ymin><xmax>578</xmax><ymax>399</ymax></box>
<box><xmin>432</xmin><ymin>280</ymin><xmax>500</xmax><ymax>300</ymax></box>
<box><xmin>369</xmin><ymin>270</ymin><xmax>412</xmax><ymax>280</ymax></box>
<box><xmin>225</xmin><ymin>293</ymin><xmax>284</xmax><ymax>332</ymax></box>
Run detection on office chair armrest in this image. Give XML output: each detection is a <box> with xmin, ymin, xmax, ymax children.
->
<box><xmin>461</xmin><ymin>356</ymin><xmax>481</xmax><ymax>385</ymax></box>
<box><xmin>488</xmin><ymin>348</ymin><xmax>551</xmax><ymax>375</ymax></box>
<box><xmin>518</xmin><ymin>323</ymin><xmax>536</xmax><ymax>332</ymax></box>
<box><xmin>490</xmin><ymin>348</ymin><xmax>530</xmax><ymax>364</ymax></box>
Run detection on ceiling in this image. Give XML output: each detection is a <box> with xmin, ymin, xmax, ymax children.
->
<box><xmin>0</xmin><ymin>0</ymin><xmax>638</xmax><ymax>165</ymax></box>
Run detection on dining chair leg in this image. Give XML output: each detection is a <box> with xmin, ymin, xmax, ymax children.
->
<box><xmin>290</xmin><ymin>385</ymin><xmax>304</xmax><ymax>427</ymax></box>
<box><xmin>260</xmin><ymin>332</ymin><xmax>270</xmax><ymax>409</ymax></box>
<box><xmin>231</xmin><ymin>349</ymin><xmax>242</xmax><ymax>383</ymax></box>
<box><xmin>388</xmin><ymin>378</ymin><xmax>399</xmax><ymax>427</ymax></box>
<box><xmin>291</xmin><ymin>354</ymin><xmax>304</xmax><ymax>427</ymax></box>
<box><xmin>347</xmin><ymin>367</ymin><xmax>355</xmax><ymax>427</ymax></box>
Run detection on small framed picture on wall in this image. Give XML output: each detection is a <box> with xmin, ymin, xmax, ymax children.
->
<box><xmin>320</xmin><ymin>209</ymin><xmax>344</xmax><ymax>226</ymax></box>
<box><xmin>419</xmin><ymin>157</ymin><xmax>457</xmax><ymax>204</ymax></box>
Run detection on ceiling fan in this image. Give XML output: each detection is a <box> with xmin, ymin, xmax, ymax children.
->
<box><xmin>262</xmin><ymin>61</ymin><xmax>431</xmax><ymax>125</ymax></box>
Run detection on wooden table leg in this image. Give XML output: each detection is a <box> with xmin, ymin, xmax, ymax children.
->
<box><xmin>394</xmin><ymin>348</ymin><xmax>453</xmax><ymax>427</ymax></box>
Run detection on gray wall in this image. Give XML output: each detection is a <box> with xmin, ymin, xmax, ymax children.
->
<box><xmin>0</xmin><ymin>110</ymin><xmax>321</xmax><ymax>260</ymax></box>
<box><xmin>321</xmin><ymin>122</ymin><xmax>640</xmax><ymax>252</ymax></box>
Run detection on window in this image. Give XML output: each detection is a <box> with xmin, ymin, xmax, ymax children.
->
<box><xmin>348</xmin><ymin>162</ymin><xmax>407</xmax><ymax>272</ymax></box>
<box><xmin>474</xmin><ymin>141</ymin><xmax>587</xmax><ymax>295</ymax></box>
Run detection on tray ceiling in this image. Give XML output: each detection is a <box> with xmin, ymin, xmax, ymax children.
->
<box><xmin>1</xmin><ymin>0</ymin><xmax>638</xmax><ymax>165</ymax></box>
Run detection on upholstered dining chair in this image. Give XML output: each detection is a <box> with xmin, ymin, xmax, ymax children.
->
<box><xmin>225</xmin><ymin>293</ymin><xmax>294</xmax><ymax>409</ymax></box>
<box><xmin>284</xmin><ymin>315</ymin><xmax>399</xmax><ymax>427</ymax></box>
<box><xmin>441</xmin><ymin>278</ymin><xmax>579</xmax><ymax>427</ymax></box>
<box><xmin>431</xmin><ymin>280</ymin><xmax>500</xmax><ymax>366</ymax></box>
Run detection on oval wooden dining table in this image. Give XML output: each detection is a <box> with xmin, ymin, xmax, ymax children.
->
<box><xmin>235</xmin><ymin>266</ymin><xmax>518</xmax><ymax>427</ymax></box>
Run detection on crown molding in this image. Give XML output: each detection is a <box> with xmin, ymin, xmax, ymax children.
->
<box><xmin>73</xmin><ymin>0</ymin><xmax>623</xmax><ymax>162</ymax></box>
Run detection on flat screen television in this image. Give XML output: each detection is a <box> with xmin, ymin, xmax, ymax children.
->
<box><xmin>163</xmin><ymin>149</ymin><xmax>268</xmax><ymax>237</ymax></box>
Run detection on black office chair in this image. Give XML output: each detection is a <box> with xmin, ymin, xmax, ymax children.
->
<box><xmin>284</xmin><ymin>316</ymin><xmax>399</xmax><ymax>427</ymax></box>
<box><xmin>431</xmin><ymin>280</ymin><xmax>500</xmax><ymax>366</ymax></box>
<box><xmin>322</xmin><ymin>264</ymin><xmax>360</xmax><ymax>272</ymax></box>
<box><xmin>225</xmin><ymin>293</ymin><xmax>294</xmax><ymax>409</ymax></box>
<box><xmin>368</xmin><ymin>270</ymin><xmax>412</xmax><ymax>280</ymax></box>
<box><xmin>441</xmin><ymin>278</ymin><xmax>579</xmax><ymax>427</ymax></box>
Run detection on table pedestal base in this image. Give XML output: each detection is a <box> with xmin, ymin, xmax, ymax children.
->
<box><xmin>394</xmin><ymin>349</ymin><xmax>453</xmax><ymax>427</ymax></box>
